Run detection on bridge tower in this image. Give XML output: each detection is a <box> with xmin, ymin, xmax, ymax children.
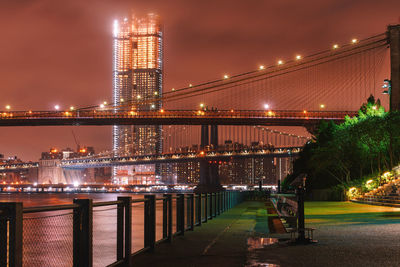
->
<box><xmin>195</xmin><ymin>125</ymin><xmax>224</xmax><ymax>193</ymax></box>
<box><xmin>388</xmin><ymin>24</ymin><xmax>400</xmax><ymax>111</ymax></box>
<box><xmin>199</xmin><ymin>125</ymin><xmax>210</xmax><ymax>189</ymax></box>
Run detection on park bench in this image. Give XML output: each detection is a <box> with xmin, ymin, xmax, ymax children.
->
<box><xmin>287</xmin><ymin>227</ymin><xmax>316</xmax><ymax>242</ymax></box>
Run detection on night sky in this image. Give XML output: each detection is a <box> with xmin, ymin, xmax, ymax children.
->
<box><xmin>0</xmin><ymin>0</ymin><xmax>399</xmax><ymax>161</ymax></box>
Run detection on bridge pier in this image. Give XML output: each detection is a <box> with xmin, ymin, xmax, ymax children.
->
<box><xmin>195</xmin><ymin>125</ymin><xmax>224</xmax><ymax>193</ymax></box>
<box><xmin>388</xmin><ymin>24</ymin><xmax>400</xmax><ymax>111</ymax></box>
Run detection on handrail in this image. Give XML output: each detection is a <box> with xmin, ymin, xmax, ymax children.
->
<box><xmin>132</xmin><ymin>198</ymin><xmax>147</xmax><ymax>203</ymax></box>
<box><xmin>93</xmin><ymin>200</ymin><xmax>123</xmax><ymax>207</ymax></box>
<box><xmin>23</xmin><ymin>204</ymin><xmax>79</xmax><ymax>213</ymax></box>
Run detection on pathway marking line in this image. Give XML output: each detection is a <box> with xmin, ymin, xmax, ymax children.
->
<box><xmin>201</xmin><ymin>210</ymin><xmax>250</xmax><ymax>256</ymax></box>
<box><xmin>201</xmin><ymin>221</ymin><xmax>235</xmax><ymax>256</ymax></box>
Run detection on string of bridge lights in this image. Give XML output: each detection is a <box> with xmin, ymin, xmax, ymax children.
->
<box><xmin>3</xmin><ymin>35</ymin><xmax>383</xmax><ymax>112</ymax></box>
<box><xmin>165</xmin><ymin>37</ymin><xmax>361</xmax><ymax>96</ymax></box>
<box><xmin>255</xmin><ymin>126</ymin><xmax>312</xmax><ymax>140</ymax></box>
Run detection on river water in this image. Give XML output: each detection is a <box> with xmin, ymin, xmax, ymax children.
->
<box><xmin>0</xmin><ymin>193</ymin><xmax>180</xmax><ymax>267</ymax></box>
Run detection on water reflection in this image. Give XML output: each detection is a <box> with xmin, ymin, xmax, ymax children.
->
<box><xmin>247</xmin><ymin>237</ymin><xmax>279</xmax><ymax>250</ymax></box>
<box><xmin>246</xmin><ymin>237</ymin><xmax>280</xmax><ymax>267</ymax></box>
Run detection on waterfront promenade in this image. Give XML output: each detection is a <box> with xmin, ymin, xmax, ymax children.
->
<box><xmin>133</xmin><ymin>200</ymin><xmax>281</xmax><ymax>266</ymax></box>
<box><xmin>133</xmin><ymin>201</ymin><xmax>400</xmax><ymax>267</ymax></box>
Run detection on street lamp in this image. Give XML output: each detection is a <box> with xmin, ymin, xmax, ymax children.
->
<box><xmin>54</xmin><ymin>105</ymin><xmax>60</xmax><ymax>110</ymax></box>
<box><xmin>5</xmin><ymin>105</ymin><xmax>10</xmax><ymax>110</ymax></box>
<box><xmin>382</xmin><ymin>79</ymin><xmax>391</xmax><ymax>95</ymax></box>
<box><xmin>264</xmin><ymin>103</ymin><xmax>270</xmax><ymax>110</ymax></box>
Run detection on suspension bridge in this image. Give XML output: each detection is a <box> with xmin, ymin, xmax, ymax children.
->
<box><xmin>1</xmin><ymin>25</ymin><xmax>399</xmax><ymax>190</ymax></box>
<box><xmin>0</xmin><ymin>146</ymin><xmax>300</xmax><ymax>171</ymax></box>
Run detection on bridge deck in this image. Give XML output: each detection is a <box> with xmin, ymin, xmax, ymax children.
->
<box><xmin>0</xmin><ymin>110</ymin><xmax>355</xmax><ymax>126</ymax></box>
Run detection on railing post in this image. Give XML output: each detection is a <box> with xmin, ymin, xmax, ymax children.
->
<box><xmin>220</xmin><ymin>192</ymin><xmax>223</xmax><ymax>213</ymax></box>
<box><xmin>226</xmin><ymin>191</ymin><xmax>229</xmax><ymax>210</ymax></box>
<box><xmin>162</xmin><ymin>195</ymin><xmax>168</xmax><ymax>239</ymax></box>
<box><xmin>216</xmin><ymin>193</ymin><xmax>219</xmax><ymax>216</ymax></box>
<box><xmin>176</xmin><ymin>194</ymin><xmax>185</xmax><ymax>235</ymax></box>
<box><xmin>216</xmin><ymin>192</ymin><xmax>220</xmax><ymax>216</ymax></box>
<box><xmin>164</xmin><ymin>194</ymin><xmax>173</xmax><ymax>242</ymax></box>
<box><xmin>0</xmin><ymin>203</ymin><xmax>23</xmax><ymax>267</ymax></box>
<box><xmin>203</xmin><ymin>194</ymin><xmax>208</xmax><ymax>223</ymax></box>
<box><xmin>144</xmin><ymin>195</ymin><xmax>156</xmax><ymax>251</ymax></box>
<box><xmin>117</xmin><ymin>198</ymin><xmax>124</xmax><ymax>262</ymax></box>
<box><xmin>117</xmin><ymin>196</ymin><xmax>132</xmax><ymax>265</ymax></box>
<box><xmin>212</xmin><ymin>193</ymin><xmax>216</xmax><ymax>217</ymax></box>
<box><xmin>223</xmin><ymin>191</ymin><xmax>226</xmax><ymax>212</ymax></box>
<box><xmin>73</xmin><ymin>199</ymin><xmax>93</xmax><ymax>267</ymax></box>
<box><xmin>221</xmin><ymin>192</ymin><xmax>224</xmax><ymax>213</ymax></box>
<box><xmin>0</xmin><ymin>208</ymin><xmax>6</xmax><ymax>267</ymax></box>
<box><xmin>196</xmin><ymin>194</ymin><xmax>202</xmax><ymax>226</ymax></box>
<box><xmin>186</xmin><ymin>195</ymin><xmax>190</xmax><ymax>230</ymax></box>
<box><xmin>209</xmin><ymin>193</ymin><xmax>213</xmax><ymax>220</ymax></box>
<box><xmin>189</xmin><ymin>194</ymin><xmax>194</xmax><ymax>230</ymax></box>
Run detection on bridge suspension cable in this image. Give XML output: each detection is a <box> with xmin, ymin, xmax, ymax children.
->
<box><xmin>102</xmin><ymin>32</ymin><xmax>388</xmax><ymax>111</ymax></box>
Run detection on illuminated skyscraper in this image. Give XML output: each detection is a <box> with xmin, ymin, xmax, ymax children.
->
<box><xmin>112</xmin><ymin>14</ymin><xmax>163</xmax><ymax>184</ymax></box>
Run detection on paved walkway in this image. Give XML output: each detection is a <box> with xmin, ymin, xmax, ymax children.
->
<box><xmin>132</xmin><ymin>200</ymin><xmax>400</xmax><ymax>267</ymax></box>
<box><xmin>132</xmin><ymin>200</ymin><xmax>278</xmax><ymax>267</ymax></box>
<box><xmin>249</xmin><ymin>201</ymin><xmax>400</xmax><ymax>267</ymax></box>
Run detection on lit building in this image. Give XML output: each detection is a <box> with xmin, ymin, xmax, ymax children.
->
<box><xmin>112</xmin><ymin>14</ymin><xmax>163</xmax><ymax>184</ymax></box>
<box><xmin>176</xmin><ymin>161</ymin><xmax>200</xmax><ymax>184</ymax></box>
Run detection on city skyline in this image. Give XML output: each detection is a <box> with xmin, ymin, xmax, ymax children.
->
<box><xmin>1</xmin><ymin>0</ymin><xmax>400</xmax><ymax>160</ymax></box>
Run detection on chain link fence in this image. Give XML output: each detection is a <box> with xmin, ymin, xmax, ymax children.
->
<box><xmin>93</xmin><ymin>206</ymin><xmax>117</xmax><ymax>267</ymax></box>
<box><xmin>23</xmin><ymin>212</ymin><xmax>73</xmax><ymax>267</ymax></box>
<box><xmin>132</xmin><ymin>201</ymin><xmax>145</xmax><ymax>252</ymax></box>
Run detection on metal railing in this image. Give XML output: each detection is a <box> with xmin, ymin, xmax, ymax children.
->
<box><xmin>0</xmin><ymin>109</ymin><xmax>356</xmax><ymax>120</ymax></box>
<box><xmin>0</xmin><ymin>191</ymin><xmax>244</xmax><ymax>267</ymax></box>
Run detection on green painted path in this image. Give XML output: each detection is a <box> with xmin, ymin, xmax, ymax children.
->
<box><xmin>132</xmin><ymin>201</ymin><xmax>276</xmax><ymax>267</ymax></box>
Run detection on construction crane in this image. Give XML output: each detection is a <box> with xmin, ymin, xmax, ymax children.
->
<box><xmin>71</xmin><ymin>130</ymin><xmax>80</xmax><ymax>152</ymax></box>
